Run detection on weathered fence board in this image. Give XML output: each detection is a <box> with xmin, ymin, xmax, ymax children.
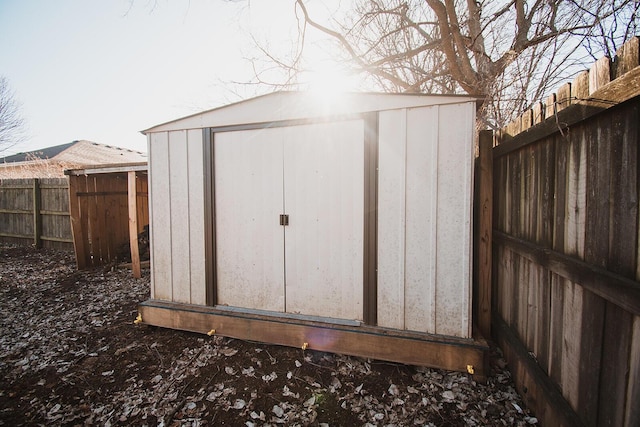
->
<box><xmin>626</xmin><ymin>316</ymin><xmax>640</xmax><ymax>424</ymax></box>
<box><xmin>0</xmin><ymin>178</ymin><xmax>73</xmax><ymax>249</ymax></box>
<box><xmin>491</xmin><ymin>37</ymin><xmax>640</xmax><ymax>427</ymax></box>
<box><xmin>599</xmin><ymin>303</ymin><xmax>633</xmax><ymax>426</ymax></box>
<box><xmin>493</xmin><ymin>315</ymin><xmax>583</xmax><ymax>427</ymax></box>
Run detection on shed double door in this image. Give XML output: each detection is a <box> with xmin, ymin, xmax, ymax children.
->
<box><xmin>214</xmin><ymin>120</ymin><xmax>364</xmax><ymax>321</ymax></box>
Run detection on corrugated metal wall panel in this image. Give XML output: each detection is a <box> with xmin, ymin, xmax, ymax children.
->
<box><xmin>187</xmin><ymin>129</ymin><xmax>207</xmax><ymax>305</ymax></box>
<box><xmin>433</xmin><ymin>102</ymin><xmax>474</xmax><ymax>338</ymax></box>
<box><xmin>404</xmin><ymin>105</ymin><xmax>439</xmax><ymax>333</ymax></box>
<box><xmin>149</xmin><ymin>132</ymin><xmax>172</xmax><ymax>300</ymax></box>
<box><xmin>377</xmin><ymin>109</ymin><xmax>407</xmax><ymax>330</ymax></box>
<box><xmin>168</xmin><ymin>130</ymin><xmax>192</xmax><ymax>304</ymax></box>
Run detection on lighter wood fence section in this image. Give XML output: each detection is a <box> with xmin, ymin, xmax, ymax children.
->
<box><xmin>492</xmin><ymin>37</ymin><xmax>640</xmax><ymax>427</ymax></box>
<box><xmin>0</xmin><ymin>178</ymin><xmax>73</xmax><ymax>249</ymax></box>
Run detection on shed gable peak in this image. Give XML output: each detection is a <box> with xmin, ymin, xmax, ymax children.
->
<box><xmin>142</xmin><ymin>91</ymin><xmax>478</xmax><ymax>134</ymax></box>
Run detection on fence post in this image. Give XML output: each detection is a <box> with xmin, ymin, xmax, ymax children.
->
<box><xmin>477</xmin><ymin>131</ymin><xmax>493</xmax><ymax>338</ymax></box>
<box><xmin>33</xmin><ymin>178</ymin><xmax>42</xmax><ymax>248</ymax></box>
<box><xmin>128</xmin><ymin>171</ymin><xmax>141</xmax><ymax>278</ymax></box>
<box><xmin>68</xmin><ymin>175</ymin><xmax>87</xmax><ymax>269</ymax></box>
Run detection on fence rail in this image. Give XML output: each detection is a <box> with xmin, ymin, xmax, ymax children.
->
<box><xmin>0</xmin><ymin>178</ymin><xmax>73</xmax><ymax>249</ymax></box>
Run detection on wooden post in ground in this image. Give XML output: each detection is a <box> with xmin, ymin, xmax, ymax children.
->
<box><xmin>128</xmin><ymin>171</ymin><xmax>141</xmax><ymax>278</ymax></box>
<box><xmin>477</xmin><ymin>130</ymin><xmax>493</xmax><ymax>338</ymax></box>
<box><xmin>32</xmin><ymin>178</ymin><xmax>42</xmax><ymax>248</ymax></box>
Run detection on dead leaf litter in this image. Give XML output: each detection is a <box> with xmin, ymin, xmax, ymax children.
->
<box><xmin>0</xmin><ymin>245</ymin><xmax>537</xmax><ymax>426</ymax></box>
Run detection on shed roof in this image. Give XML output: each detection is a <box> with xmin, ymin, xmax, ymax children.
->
<box><xmin>64</xmin><ymin>162</ymin><xmax>148</xmax><ymax>176</ymax></box>
<box><xmin>143</xmin><ymin>91</ymin><xmax>480</xmax><ymax>134</ymax></box>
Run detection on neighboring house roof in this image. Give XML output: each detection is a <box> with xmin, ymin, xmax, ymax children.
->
<box><xmin>1</xmin><ymin>141</ymin><xmax>76</xmax><ymax>163</ymax></box>
<box><xmin>0</xmin><ymin>140</ymin><xmax>147</xmax><ymax>179</ymax></box>
<box><xmin>0</xmin><ymin>140</ymin><xmax>146</xmax><ymax>164</ymax></box>
<box><xmin>142</xmin><ymin>91</ymin><xmax>481</xmax><ymax>134</ymax></box>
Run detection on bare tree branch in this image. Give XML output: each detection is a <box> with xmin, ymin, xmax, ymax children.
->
<box><xmin>0</xmin><ymin>77</ymin><xmax>28</xmax><ymax>155</ymax></box>
<box><xmin>295</xmin><ymin>0</ymin><xmax>415</xmax><ymax>90</ymax></box>
<box><xmin>244</xmin><ymin>0</ymin><xmax>639</xmax><ymax>128</ymax></box>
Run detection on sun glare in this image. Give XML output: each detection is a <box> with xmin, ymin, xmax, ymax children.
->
<box><xmin>305</xmin><ymin>62</ymin><xmax>355</xmax><ymax>106</ymax></box>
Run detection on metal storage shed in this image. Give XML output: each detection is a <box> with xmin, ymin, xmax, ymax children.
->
<box><xmin>138</xmin><ymin>91</ymin><xmax>487</xmax><ymax>376</ymax></box>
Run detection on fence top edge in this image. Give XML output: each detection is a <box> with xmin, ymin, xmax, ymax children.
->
<box><xmin>493</xmin><ymin>65</ymin><xmax>640</xmax><ymax>158</ymax></box>
<box><xmin>497</xmin><ymin>36</ymin><xmax>640</xmax><ymax>145</ymax></box>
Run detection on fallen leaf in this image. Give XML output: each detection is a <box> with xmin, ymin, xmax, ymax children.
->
<box><xmin>282</xmin><ymin>386</ymin><xmax>298</xmax><ymax>398</ymax></box>
<box><xmin>47</xmin><ymin>403</ymin><xmax>61</xmax><ymax>415</ymax></box>
<box><xmin>388</xmin><ymin>384</ymin><xmax>399</xmax><ymax>395</ymax></box>
<box><xmin>272</xmin><ymin>405</ymin><xmax>284</xmax><ymax>418</ymax></box>
<box><xmin>232</xmin><ymin>399</ymin><xmax>246</xmax><ymax>410</ymax></box>
<box><xmin>262</xmin><ymin>372</ymin><xmax>277</xmax><ymax>382</ymax></box>
<box><xmin>250</xmin><ymin>410</ymin><xmax>265</xmax><ymax>420</ymax></box>
<box><xmin>304</xmin><ymin>396</ymin><xmax>316</xmax><ymax>407</ymax></box>
<box><xmin>442</xmin><ymin>390</ymin><xmax>455</xmax><ymax>402</ymax></box>
<box><xmin>220</xmin><ymin>347</ymin><xmax>238</xmax><ymax>357</ymax></box>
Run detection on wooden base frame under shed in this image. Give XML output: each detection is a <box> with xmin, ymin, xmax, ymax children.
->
<box><xmin>139</xmin><ymin>300</ymin><xmax>489</xmax><ymax>379</ymax></box>
<box><xmin>138</xmin><ymin>92</ymin><xmax>490</xmax><ymax>378</ymax></box>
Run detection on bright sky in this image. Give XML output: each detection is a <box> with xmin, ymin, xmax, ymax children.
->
<box><xmin>0</xmin><ymin>0</ymin><xmax>346</xmax><ymax>155</ymax></box>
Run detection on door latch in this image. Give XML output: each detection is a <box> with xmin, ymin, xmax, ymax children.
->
<box><xmin>279</xmin><ymin>214</ymin><xmax>289</xmax><ymax>226</ymax></box>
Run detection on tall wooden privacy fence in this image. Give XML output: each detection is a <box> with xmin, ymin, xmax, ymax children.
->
<box><xmin>0</xmin><ymin>168</ymin><xmax>149</xmax><ymax>277</ymax></box>
<box><xmin>0</xmin><ymin>178</ymin><xmax>73</xmax><ymax>249</ymax></box>
<box><xmin>67</xmin><ymin>168</ymin><xmax>149</xmax><ymax>271</ymax></box>
<box><xmin>487</xmin><ymin>36</ymin><xmax>640</xmax><ymax>426</ymax></box>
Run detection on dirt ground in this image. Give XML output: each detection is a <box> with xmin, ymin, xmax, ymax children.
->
<box><xmin>0</xmin><ymin>245</ymin><xmax>537</xmax><ymax>426</ymax></box>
